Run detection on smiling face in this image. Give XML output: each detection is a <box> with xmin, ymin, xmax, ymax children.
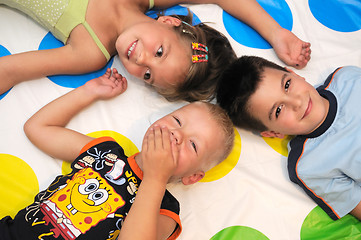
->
<box><xmin>248</xmin><ymin>68</ymin><xmax>330</xmax><ymax>137</ymax></box>
<box><xmin>148</xmin><ymin>102</ymin><xmax>225</xmax><ymax>184</ymax></box>
<box><xmin>115</xmin><ymin>16</ymin><xmax>192</xmax><ymax>89</ymax></box>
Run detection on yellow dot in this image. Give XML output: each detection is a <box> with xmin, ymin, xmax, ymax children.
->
<box><xmin>62</xmin><ymin>130</ymin><xmax>139</xmax><ymax>175</ymax></box>
<box><xmin>262</xmin><ymin>135</ymin><xmax>293</xmax><ymax>157</ymax></box>
<box><xmin>0</xmin><ymin>154</ymin><xmax>39</xmax><ymax>219</ymax></box>
<box><xmin>201</xmin><ymin>128</ymin><xmax>241</xmax><ymax>182</ymax></box>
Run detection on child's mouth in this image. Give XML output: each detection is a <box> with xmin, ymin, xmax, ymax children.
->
<box><xmin>127</xmin><ymin>40</ymin><xmax>138</xmax><ymax>59</ymax></box>
<box><xmin>302</xmin><ymin>98</ymin><xmax>312</xmax><ymax>119</ymax></box>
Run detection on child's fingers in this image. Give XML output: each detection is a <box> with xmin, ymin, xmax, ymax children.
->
<box><xmin>170</xmin><ymin>139</ymin><xmax>179</xmax><ymax>165</ymax></box>
<box><xmin>161</xmin><ymin>126</ymin><xmax>171</xmax><ymax>150</ymax></box>
<box><xmin>119</xmin><ymin>76</ymin><xmax>128</xmax><ymax>92</ymax></box>
<box><xmin>154</xmin><ymin>125</ymin><xmax>163</xmax><ymax>149</ymax></box>
<box><xmin>104</xmin><ymin>68</ymin><xmax>112</xmax><ymax>78</ymax></box>
<box><xmin>110</xmin><ymin>76</ymin><xmax>127</xmax><ymax>96</ymax></box>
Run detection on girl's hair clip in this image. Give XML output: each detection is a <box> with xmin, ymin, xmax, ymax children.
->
<box><xmin>181</xmin><ymin>21</ymin><xmax>193</xmax><ymax>28</ymax></box>
<box><xmin>192</xmin><ymin>42</ymin><xmax>208</xmax><ymax>53</ymax></box>
<box><xmin>182</xmin><ymin>29</ymin><xmax>194</xmax><ymax>36</ymax></box>
<box><xmin>192</xmin><ymin>54</ymin><xmax>208</xmax><ymax>63</ymax></box>
<box><xmin>192</xmin><ymin>42</ymin><xmax>208</xmax><ymax>63</ymax></box>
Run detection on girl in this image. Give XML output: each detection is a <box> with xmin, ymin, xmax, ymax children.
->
<box><xmin>0</xmin><ymin>0</ymin><xmax>310</xmax><ymax>101</ymax></box>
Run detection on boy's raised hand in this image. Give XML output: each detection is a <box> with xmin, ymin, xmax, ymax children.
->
<box><xmin>84</xmin><ymin>68</ymin><xmax>127</xmax><ymax>100</ymax></box>
<box><xmin>118</xmin><ymin>125</ymin><xmax>179</xmax><ymax>240</ymax></box>
<box><xmin>142</xmin><ymin>125</ymin><xmax>178</xmax><ymax>184</ymax></box>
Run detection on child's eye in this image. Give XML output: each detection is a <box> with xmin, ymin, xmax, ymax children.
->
<box><xmin>173</xmin><ymin>116</ymin><xmax>181</xmax><ymax>126</ymax></box>
<box><xmin>285</xmin><ymin>80</ymin><xmax>290</xmax><ymax>92</ymax></box>
<box><xmin>156</xmin><ymin>46</ymin><xmax>163</xmax><ymax>57</ymax></box>
<box><xmin>144</xmin><ymin>69</ymin><xmax>151</xmax><ymax>80</ymax></box>
<box><xmin>275</xmin><ymin>105</ymin><xmax>283</xmax><ymax>118</ymax></box>
<box><xmin>191</xmin><ymin>141</ymin><xmax>197</xmax><ymax>153</ymax></box>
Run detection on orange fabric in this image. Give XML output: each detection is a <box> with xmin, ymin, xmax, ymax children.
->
<box><xmin>128</xmin><ymin>153</ymin><xmax>143</xmax><ymax>180</ymax></box>
<box><xmin>160</xmin><ymin>209</ymin><xmax>182</xmax><ymax>240</ymax></box>
<box><xmin>295</xmin><ymin>139</ymin><xmax>341</xmax><ymax>219</ymax></box>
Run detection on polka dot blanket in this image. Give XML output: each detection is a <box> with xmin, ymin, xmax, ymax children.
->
<box><xmin>0</xmin><ymin>1</ymin><xmax>361</xmax><ymax>239</ymax></box>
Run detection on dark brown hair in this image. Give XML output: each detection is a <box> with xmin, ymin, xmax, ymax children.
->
<box><xmin>155</xmin><ymin>10</ymin><xmax>237</xmax><ymax>102</ymax></box>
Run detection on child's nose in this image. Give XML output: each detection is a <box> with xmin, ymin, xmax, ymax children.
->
<box><xmin>289</xmin><ymin>96</ymin><xmax>302</xmax><ymax>110</ymax></box>
<box><xmin>171</xmin><ymin>130</ymin><xmax>183</xmax><ymax>144</ymax></box>
<box><xmin>136</xmin><ymin>51</ymin><xmax>150</xmax><ymax>66</ymax></box>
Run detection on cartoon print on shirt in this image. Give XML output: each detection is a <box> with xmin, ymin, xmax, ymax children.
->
<box><xmin>86</xmin><ymin>147</ymin><xmax>112</xmax><ymax>171</ymax></box>
<box><xmin>23</xmin><ymin>146</ymin><xmax>141</xmax><ymax>240</ymax></box>
<box><xmin>104</xmin><ymin>153</ymin><xmax>126</xmax><ymax>185</ymax></box>
<box><xmin>127</xmin><ymin>182</ymin><xmax>137</xmax><ymax>195</ymax></box>
<box><xmin>74</xmin><ymin>155</ymin><xmax>95</xmax><ymax>170</ymax></box>
<box><xmin>107</xmin><ymin>214</ymin><xmax>125</xmax><ymax>240</ymax></box>
<box><xmin>40</xmin><ymin>167</ymin><xmax>125</xmax><ymax>239</ymax></box>
<box><xmin>25</xmin><ymin>174</ymin><xmax>71</xmax><ymax>224</ymax></box>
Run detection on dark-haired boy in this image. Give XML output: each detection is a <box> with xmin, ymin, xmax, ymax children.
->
<box><xmin>217</xmin><ymin>55</ymin><xmax>361</xmax><ymax>221</ymax></box>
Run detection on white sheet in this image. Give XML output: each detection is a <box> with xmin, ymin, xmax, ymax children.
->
<box><xmin>1</xmin><ymin>1</ymin><xmax>361</xmax><ymax>239</ymax></box>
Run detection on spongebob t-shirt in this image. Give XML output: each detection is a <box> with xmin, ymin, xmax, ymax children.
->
<box><xmin>1</xmin><ymin>137</ymin><xmax>181</xmax><ymax>240</ymax></box>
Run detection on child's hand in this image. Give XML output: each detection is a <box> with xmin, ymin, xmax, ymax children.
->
<box><xmin>84</xmin><ymin>68</ymin><xmax>127</xmax><ymax>100</ymax></box>
<box><xmin>271</xmin><ymin>28</ymin><xmax>311</xmax><ymax>69</ymax></box>
<box><xmin>141</xmin><ymin>125</ymin><xmax>178</xmax><ymax>184</ymax></box>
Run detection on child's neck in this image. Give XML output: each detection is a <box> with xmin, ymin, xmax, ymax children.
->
<box><xmin>308</xmin><ymin>95</ymin><xmax>330</xmax><ymax>134</ymax></box>
<box><xmin>112</xmin><ymin>0</ymin><xmax>154</xmax><ymax>34</ymax></box>
<box><xmin>320</xmin><ymin>95</ymin><xmax>330</xmax><ymax>126</ymax></box>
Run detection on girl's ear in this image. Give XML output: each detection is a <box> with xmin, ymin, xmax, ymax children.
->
<box><xmin>260</xmin><ymin>131</ymin><xmax>285</xmax><ymax>139</ymax></box>
<box><xmin>157</xmin><ymin>16</ymin><xmax>182</xmax><ymax>27</ymax></box>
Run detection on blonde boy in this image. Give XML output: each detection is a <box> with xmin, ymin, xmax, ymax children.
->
<box><xmin>0</xmin><ymin>68</ymin><xmax>234</xmax><ymax>240</ymax></box>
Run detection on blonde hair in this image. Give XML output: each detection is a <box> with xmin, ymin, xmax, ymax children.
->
<box><xmin>199</xmin><ymin>102</ymin><xmax>235</xmax><ymax>171</ymax></box>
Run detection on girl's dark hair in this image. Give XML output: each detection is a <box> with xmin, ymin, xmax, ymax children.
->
<box><xmin>155</xmin><ymin>10</ymin><xmax>237</xmax><ymax>102</ymax></box>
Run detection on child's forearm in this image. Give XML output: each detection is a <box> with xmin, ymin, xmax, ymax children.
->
<box><xmin>118</xmin><ymin>177</ymin><xmax>174</xmax><ymax>240</ymax></box>
<box><xmin>156</xmin><ymin>0</ymin><xmax>280</xmax><ymax>45</ymax></box>
<box><xmin>24</xmin><ymin>68</ymin><xmax>127</xmax><ymax>161</ymax></box>
<box><xmin>351</xmin><ymin>201</ymin><xmax>361</xmax><ymax>221</ymax></box>
<box><xmin>29</xmin><ymin>86</ymin><xmax>96</xmax><ymax>128</ymax></box>
<box><xmin>214</xmin><ymin>0</ymin><xmax>280</xmax><ymax>44</ymax></box>
<box><xmin>24</xmin><ymin>85</ymin><xmax>97</xmax><ymax>161</ymax></box>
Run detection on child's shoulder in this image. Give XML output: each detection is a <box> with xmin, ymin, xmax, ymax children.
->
<box><xmin>333</xmin><ymin>66</ymin><xmax>361</xmax><ymax>81</ymax></box>
<box><xmin>321</xmin><ymin>66</ymin><xmax>361</xmax><ymax>93</ymax></box>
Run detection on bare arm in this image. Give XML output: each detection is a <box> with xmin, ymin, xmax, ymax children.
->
<box><xmin>350</xmin><ymin>201</ymin><xmax>361</xmax><ymax>221</ymax></box>
<box><xmin>152</xmin><ymin>0</ymin><xmax>311</xmax><ymax>69</ymax></box>
<box><xmin>118</xmin><ymin>126</ymin><xmax>178</xmax><ymax>240</ymax></box>
<box><xmin>24</xmin><ymin>68</ymin><xmax>127</xmax><ymax>162</ymax></box>
<box><xmin>0</xmin><ymin>27</ymin><xmax>107</xmax><ymax>94</ymax></box>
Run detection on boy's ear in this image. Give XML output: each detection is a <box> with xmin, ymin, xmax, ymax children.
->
<box><xmin>181</xmin><ymin>171</ymin><xmax>205</xmax><ymax>185</ymax></box>
<box><xmin>260</xmin><ymin>130</ymin><xmax>285</xmax><ymax>139</ymax></box>
<box><xmin>157</xmin><ymin>16</ymin><xmax>182</xmax><ymax>27</ymax></box>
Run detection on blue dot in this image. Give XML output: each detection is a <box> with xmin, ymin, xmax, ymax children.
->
<box><xmin>309</xmin><ymin>0</ymin><xmax>361</xmax><ymax>32</ymax></box>
<box><xmin>38</xmin><ymin>32</ymin><xmax>114</xmax><ymax>89</ymax></box>
<box><xmin>223</xmin><ymin>0</ymin><xmax>293</xmax><ymax>49</ymax></box>
<box><xmin>0</xmin><ymin>45</ymin><xmax>12</xmax><ymax>100</ymax></box>
<box><xmin>146</xmin><ymin>5</ymin><xmax>201</xmax><ymax>25</ymax></box>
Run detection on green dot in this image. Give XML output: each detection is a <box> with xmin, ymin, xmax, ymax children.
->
<box><xmin>301</xmin><ymin>206</ymin><xmax>361</xmax><ymax>239</ymax></box>
<box><xmin>211</xmin><ymin>226</ymin><xmax>269</xmax><ymax>240</ymax></box>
